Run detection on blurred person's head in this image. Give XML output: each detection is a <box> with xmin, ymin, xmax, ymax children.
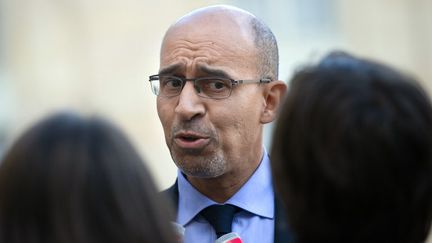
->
<box><xmin>0</xmin><ymin>112</ymin><xmax>176</xmax><ymax>243</ymax></box>
<box><xmin>271</xmin><ymin>51</ymin><xmax>432</xmax><ymax>243</ymax></box>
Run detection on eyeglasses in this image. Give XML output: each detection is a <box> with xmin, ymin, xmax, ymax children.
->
<box><xmin>149</xmin><ymin>75</ymin><xmax>272</xmax><ymax>99</ymax></box>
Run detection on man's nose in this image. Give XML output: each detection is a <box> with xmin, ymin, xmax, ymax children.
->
<box><xmin>174</xmin><ymin>81</ymin><xmax>205</xmax><ymax>121</ymax></box>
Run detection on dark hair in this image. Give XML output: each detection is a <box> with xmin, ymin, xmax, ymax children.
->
<box><xmin>250</xmin><ymin>17</ymin><xmax>279</xmax><ymax>80</ymax></box>
<box><xmin>0</xmin><ymin>112</ymin><xmax>176</xmax><ymax>243</ymax></box>
<box><xmin>271</xmin><ymin>51</ymin><xmax>432</xmax><ymax>243</ymax></box>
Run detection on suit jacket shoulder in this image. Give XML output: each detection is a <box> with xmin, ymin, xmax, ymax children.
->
<box><xmin>161</xmin><ymin>180</ymin><xmax>179</xmax><ymax>213</ymax></box>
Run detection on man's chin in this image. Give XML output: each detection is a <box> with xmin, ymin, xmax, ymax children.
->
<box><xmin>173</xmin><ymin>156</ymin><xmax>225</xmax><ymax>178</ymax></box>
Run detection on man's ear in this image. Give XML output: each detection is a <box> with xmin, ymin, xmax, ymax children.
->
<box><xmin>260</xmin><ymin>80</ymin><xmax>287</xmax><ymax>124</ymax></box>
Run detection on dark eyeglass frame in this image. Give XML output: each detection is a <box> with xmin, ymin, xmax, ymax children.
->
<box><xmin>149</xmin><ymin>75</ymin><xmax>272</xmax><ymax>99</ymax></box>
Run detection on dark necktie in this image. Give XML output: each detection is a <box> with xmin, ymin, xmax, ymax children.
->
<box><xmin>200</xmin><ymin>204</ymin><xmax>239</xmax><ymax>238</ymax></box>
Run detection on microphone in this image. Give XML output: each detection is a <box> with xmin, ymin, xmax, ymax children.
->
<box><xmin>215</xmin><ymin>232</ymin><xmax>243</xmax><ymax>243</ymax></box>
<box><xmin>171</xmin><ymin>222</ymin><xmax>185</xmax><ymax>243</ymax></box>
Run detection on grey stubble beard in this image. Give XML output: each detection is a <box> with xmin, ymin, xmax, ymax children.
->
<box><xmin>171</xmin><ymin>149</ymin><xmax>226</xmax><ymax>178</ymax></box>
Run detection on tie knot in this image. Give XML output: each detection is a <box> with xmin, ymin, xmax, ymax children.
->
<box><xmin>200</xmin><ymin>204</ymin><xmax>239</xmax><ymax>238</ymax></box>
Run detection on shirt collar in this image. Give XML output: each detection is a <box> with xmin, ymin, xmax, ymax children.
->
<box><xmin>177</xmin><ymin>148</ymin><xmax>274</xmax><ymax>226</ymax></box>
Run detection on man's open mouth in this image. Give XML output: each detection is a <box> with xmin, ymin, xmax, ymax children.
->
<box><xmin>174</xmin><ymin>132</ymin><xmax>210</xmax><ymax>149</ymax></box>
<box><xmin>179</xmin><ymin>135</ymin><xmax>200</xmax><ymax>142</ymax></box>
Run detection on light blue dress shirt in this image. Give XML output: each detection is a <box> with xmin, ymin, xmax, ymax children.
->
<box><xmin>177</xmin><ymin>149</ymin><xmax>275</xmax><ymax>243</ymax></box>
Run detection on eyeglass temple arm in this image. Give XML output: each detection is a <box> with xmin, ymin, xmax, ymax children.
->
<box><xmin>149</xmin><ymin>75</ymin><xmax>159</xmax><ymax>81</ymax></box>
<box><xmin>236</xmin><ymin>78</ymin><xmax>272</xmax><ymax>84</ymax></box>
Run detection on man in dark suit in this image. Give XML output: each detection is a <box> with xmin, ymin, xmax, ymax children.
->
<box><xmin>149</xmin><ymin>5</ymin><xmax>292</xmax><ymax>243</ymax></box>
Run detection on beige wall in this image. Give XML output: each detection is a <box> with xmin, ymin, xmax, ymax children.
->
<box><xmin>338</xmin><ymin>0</ymin><xmax>432</xmax><ymax>92</ymax></box>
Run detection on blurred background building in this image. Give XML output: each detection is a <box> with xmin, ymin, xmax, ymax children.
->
<box><xmin>0</xmin><ymin>0</ymin><xmax>431</xmax><ymax>192</ymax></box>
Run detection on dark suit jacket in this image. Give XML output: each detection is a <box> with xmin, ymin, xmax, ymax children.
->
<box><xmin>162</xmin><ymin>180</ymin><xmax>295</xmax><ymax>243</ymax></box>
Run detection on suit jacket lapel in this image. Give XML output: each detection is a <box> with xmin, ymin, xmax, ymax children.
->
<box><xmin>162</xmin><ymin>180</ymin><xmax>179</xmax><ymax>214</ymax></box>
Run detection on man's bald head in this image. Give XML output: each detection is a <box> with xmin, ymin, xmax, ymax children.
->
<box><xmin>161</xmin><ymin>5</ymin><xmax>279</xmax><ymax>80</ymax></box>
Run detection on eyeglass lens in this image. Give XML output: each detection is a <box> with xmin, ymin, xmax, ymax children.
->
<box><xmin>153</xmin><ymin>76</ymin><xmax>232</xmax><ymax>99</ymax></box>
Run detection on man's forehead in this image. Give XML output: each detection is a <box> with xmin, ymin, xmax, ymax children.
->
<box><xmin>159</xmin><ymin>62</ymin><xmax>231</xmax><ymax>76</ymax></box>
<box><xmin>160</xmin><ymin>24</ymin><xmax>257</xmax><ymax>67</ymax></box>
<box><xmin>159</xmin><ymin>5</ymin><xmax>259</xmax><ymax>77</ymax></box>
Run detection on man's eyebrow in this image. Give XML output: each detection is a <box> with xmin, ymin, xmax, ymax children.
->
<box><xmin>197</xmin><ymin>65</ymin><xmax>231</xmax><ymax>78</ymax></box>
<box><xmin>159</xmin><ymin>63</ymin><xmax>184</xmax><ymax>75</ymax></box>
